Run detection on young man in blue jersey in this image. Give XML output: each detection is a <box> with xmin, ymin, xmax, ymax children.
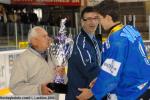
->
<box><xmin>76</xmin><ymin>0</ymin><xmax>150</xmax><ymax>99</ymax></box>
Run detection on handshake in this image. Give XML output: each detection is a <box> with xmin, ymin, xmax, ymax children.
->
<box><xmin>76</xmin><ymin>78</ymin><xmax>97</xmax><ymax>100</ymax></box>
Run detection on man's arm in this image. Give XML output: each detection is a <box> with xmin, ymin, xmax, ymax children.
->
<box><xmin>72</xmin><ymin>38</ymin><xmax>100</xmax><ymax>81</ymax></box>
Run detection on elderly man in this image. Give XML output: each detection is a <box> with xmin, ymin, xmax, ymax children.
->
<box><xmin>10</xmin><ymin>26</ymin><xmax>59</xmax><ymax>95</ymax></box>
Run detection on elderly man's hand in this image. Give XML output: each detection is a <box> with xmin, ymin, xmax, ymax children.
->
<box><xmin>41</xmin><ymin>83</ymin><xmax>54</xmax><ymax>95</ymax></box>
<box><xmin>76</xmin><ymin>88</ymin><xmax>93</xmax><ymax>100</ymax></box>
<box><xmin>56</xmin><ymin>66</ymin><xmax>65</xmax><ymax>76</ymax></box>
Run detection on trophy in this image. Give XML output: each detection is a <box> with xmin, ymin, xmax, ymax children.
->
<box><xmin>47</xmin><ymin>18</ymin><xmax>74</xmax><ymax>94</ymax></box>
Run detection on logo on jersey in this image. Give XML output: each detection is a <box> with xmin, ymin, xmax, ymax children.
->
<box><xmin>101</xmin><ymin>59</ymin><xmax>121</xmax><ymax>76</ymax></box>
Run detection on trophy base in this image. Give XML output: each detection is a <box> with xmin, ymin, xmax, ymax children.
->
<box><xmin>47</xmin><ymin>83</ymin><xmax>67</xmax><ymax>94</ymax></box>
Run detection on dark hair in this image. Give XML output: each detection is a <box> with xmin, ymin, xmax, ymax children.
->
<box><xmin>95</xmin><ymin>0</ymin><xmax>120</xmax><ymax>22</ymax></box>
<box><xmin>81</xmin><ymin>6</ymin><xmax>97</xmax><ymax>19</ymax></box>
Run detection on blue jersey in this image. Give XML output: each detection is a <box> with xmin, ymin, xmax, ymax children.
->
<box><xmin>92</xmin><ymin>25</ymin><xmax>150</xmax><ymax>100</ymax></box>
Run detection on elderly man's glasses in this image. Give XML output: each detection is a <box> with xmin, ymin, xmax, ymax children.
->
<box><xmin>82</xmin><ymin>17</ymin><xmax>99</xmax><ymax>21</ymax></box>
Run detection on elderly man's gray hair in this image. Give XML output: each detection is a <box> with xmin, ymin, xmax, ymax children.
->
<box><xmin>28</xmin><ymin>26</ymin><xmax>43</xmax><ymax>43</ymax></box>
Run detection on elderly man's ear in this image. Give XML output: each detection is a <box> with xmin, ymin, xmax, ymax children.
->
<box><xmin>30</xmin><ymin>38</ymin><xmax>37</xmax><ymax>46</ymax></box>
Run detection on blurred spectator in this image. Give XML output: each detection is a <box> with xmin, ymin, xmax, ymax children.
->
<box><xmin>16</xmin><ymin>9</ymin><xmax>21</xmax><ymax>23</ymax></box>
<box><xmin>56</xmin><ymin>15</ymin><xmax>62</xmax><ymax>26</ymax></box>
<box><xmin>28</xmin><ymin>9</ymin><xmax>38</xmax><ymax>25</ymax></box>
<box><xmin>0</xmin><ymin>4</ymin><xmax>7</xmax><ymax>23</ymax></box>
<box><xmin>127</xmin><ymin>15</ymin><xmax>134</xmax><ymax>25</ymax></box>
<box><xmin>0</xmin><ymin>4</ymin><xmax>7</xmax><ymax>36</ymax></box>
<box><xmin>7</xmin><ymin>9</ymin><xmax>18</xmax><ymax>23</ymax></box>
<box><xmin>47</xmin><ymin>14</ymin><xmax>54</xmax><ymax>26</ymax></box>
<box><xmin>20</xmin><ymin>8</ymin><xmax>29</xmax><ymax>24</ymax></box>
